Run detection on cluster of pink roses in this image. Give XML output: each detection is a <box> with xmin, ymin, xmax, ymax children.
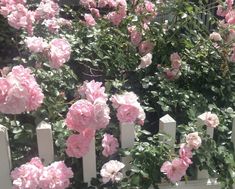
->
<box><xmin>164</xmin><ymin>52</ymin><xmax>182</xmax><ymax>80</ymax></box>
<box><xmin>25</xmin><ymin>37</ymin><xmax>71</xmax><ymax>69</ymax></box>
<box><xmin>0</xmin><ymin>65</ymin><xmax>44</xmax><ymax>114</ymax></box>
<box><xmin>212</xmin><ymin>0</ymin><xmax>235</xmax><ymax>61</ymax></box>
<box><xmin>80</xmin><ymin>0</ymin><xmax>127</xmax><ymax>26</ymax></box>
<box><xmin>11</xmin><ymin>157</ymin><xmax>73</xmax><ymax>189</ymax></box>
<box><xmin>0</xmin><ymin>0</ymin><xmax>71</xmax><ymax>34</ymax></box>
<box><xmin>65</xmin><ymin>80</ymin><xmax>110</xmax><ymax>158</ymax></box>
<box><xmin>0</xmin><ymin>0</ymin><xmax>72</xmax><ymax>69</ymax></box>
<box><xmin>161</xmin><ymin>132</ymin><xmax>202</xmax><ymax>183</ymax></box>
<box><xmin>111</xmin><ymin>91</ymin><xmax>146</xmax><ymax>125</ymax></box>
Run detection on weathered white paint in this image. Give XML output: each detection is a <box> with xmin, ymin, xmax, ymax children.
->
<box><xmin>197</xmin><ymin>113</ymin><xmax>212</xmax><ymax>180</ymax></box>
<box><xmin>120</xmin><ymin>123</ymin><xmax>135</xmax><ymax>171</ymax></box>
<box><xmin>83</xmin><ymin>137</ymin><xmax>96</xmax><ymax>184</ymax></box>
<box><xmin>159</xmin><ymin>114</ymin><xmax>176</xmax><ymax>144</ymax></box>
<box><xmin>0</xmin><ymin>125</ymin><xmax>12</xmax><ymax>189</ymax></box>
<box><xmin>232</xmin><ymin>117</ymin><xmax>235</xmax><ymax>154</ymax></box>
<box><xmin>36</xmin><ymin>121</ymin><xmax>54</xmax><ymax>165</ymax></box>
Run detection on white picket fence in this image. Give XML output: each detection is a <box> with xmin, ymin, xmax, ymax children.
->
<box><xmin>0</xmin><ymin>113</ymin><xmax>235</xmax><ymax>189</ymax></box>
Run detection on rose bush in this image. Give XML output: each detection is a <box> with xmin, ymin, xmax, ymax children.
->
<box><xmin>0</xmin><ymin>0</ymin><xmax>234</xmax><ymax>189</ymax></box>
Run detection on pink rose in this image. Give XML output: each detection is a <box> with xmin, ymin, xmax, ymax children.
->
<box><xmin>204</xmin><ymin>112</ymin><xmax>219</xmax><ymax>128</ymax></box>
<box><xmin>217</xmin><ymin>5</ymin><xmax>230</xmax><ymax>17</ymax></box>
<box><xmin>48</xmin><ymin>38</ymin><xmax>71</xmax><ymax>69</ymax></box>
<box><xmin>84</xmin><ymin>13</ymin><xmax>96</xmax><ymax>27</ymax></box>
<box><xmin>128</xmin><ymin>26</ymin><xmax>142</xmax><ymax>46</ymax></box>
<box><xmin>66</xmin><ymin>130</ymin><xmax>95</xmax><ymax>158</ymax></box>
<box><xmin>25</xmin><ymin>36</ymin><xmax>48</xmax><ymax>53</ymax></box>
<box><xmin>93</xmin><ymin>99</ymin><xmax>110</xmax><ymax>129</ymax></box>
<box><xmin>0</xmin><ymin>65</ymin><xmax>44</xmax><ymax>114</ymax></box>
<box><xmin>160</xmin><ymin>158</ymin><xmax>188</xmax><ymax>183</ymax></box>
<box><xmin>100</xmin><ymin>160</ymin><xmax>125</xmax><ymax>183</ymax></box>
<box><xmin>42</xmin><ymin>18</ymin><xmax>60</xmax><ymax>33</ymax></box>
<box><xmin>11</xmin><ymin>160</ymin><xmax>41</xmax><ymax>189</ymax></box>
<box><xmin>170</xmin><ymin>52</ymin><xmax>181</xmax><ymax>69</ymax></box>
<box><xmin>209</xmin><ymin>32</ymin><xmax>222</xmax><ymax>42</ymax></box>
<box><xmin>186</xmin><ymin>132</ymin><xmax>202</xmax><ymax>150</ymax></box>
<box><xmin>138</xmin><ymin>53</ymin><xmax>152</xmax><ymax>69</ymax></box>
<box><xmin>138</xmin><ymin>41</ymin><xmax>154</xmax><ymax>56</ymax></box>
<box><xmin>65</xmin><ymin>99</ymin><xmax>95</xmax><ymax>132</ymax></box>
<box><xmin>78</xmin><ymin>80</ymin><xmax>108</xmax><ymax>103</ymax></box>
<box><xmin>7</xmin><ymin>4</ymin><xmax>35</xmax><ymax>34</ymax></box>
<box><xmin>79</xmin><ymin>0</ymin><xmax>96</xmax><ymax>8</ymax></box>
<box><xmin>179</xmin><ymin>144</ymin><xmax>193</xmax><ymax>165</ymax></box>
<box><xmin>225</xmin><ymin>10</ymin><xmax>235</xmax><ymax>24</ymax></box>
<box><xmin>164</xmin><ymin>68</ymin><xmax>180</xmax><ymax>80</ymax></box>
<box><xmin>117</xmin><ymin>104</ymin><xmax>139</xmax><ymax>123</ymax></box>
<box><xmin>39</xmin><ymin>161</ymin><xmax>73</xmax><ymax>189</ymax></box>
<box><xmin>90</xmin><ymin>8</ymin><xmax>100</xmax><ymax>18</ymax></box>
<box><xmin>35</xmin><ymin>0</ymin><xmax>59</xmax><ymax>20</ymax></box>
<box><xmin>102</xmin><ymin>133</ymin><xmax>119</xmax><ymax>157</ymax></box>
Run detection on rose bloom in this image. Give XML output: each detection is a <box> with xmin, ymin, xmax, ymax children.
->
<box><xmin>35</xmin><ymin>0</ymin><xmax>59</xmax><ymax>20</ymax></box>
<box><xmin>90</xmin><ymin>8</ymin><xmax>100</xmax><ymax>18</ymax></box>
<box><xmin>84</xmin><ymin>13</ymin><xmax>96</xmax><ymax>26</ymax></box>
<box><xmin>65</xmin><ymin>99</ymin><xmax>95</xmax><ymax>132</ymax></box>
<box><xmin>128</xmin><ymin>26</ymin><xmax>142</xmax><ymax>46</ymax></box>
<box><xmin>160</xmin><ymin>158</ymin><xmax>188</xmax><ymax>183</ymax></box>
<box><xmin>216</xmin><ymin>5</ymin><xmax>230</xmax><ymax>17</ymax></box>
<box><xmin>204</xmin><ymin>112</ymin><xmax>219</xmax><ymax>128</ymax></box>
<box><xmin>186</xmin><ymin>132</ymin><xmax>202</xmax><ymax>150</ymax></box>
<box><xmin>79</xmin><ymin>0</ymin><xmax>96</xmax><ymax>8</ymax></box>
<box><xmin>48</xmin><ymin>38</ymin><xmax>71</xmax><ymax>69</ymax></box>
<box><xmin>138</xmin><ymin>53</ymin><xmax>152</xmax><ymax>69</ymax></box>
<box><xmin>42</xmin><ymin>18</ymin><xmax>60</xmax><ymax>33</ymax></box>
<box><xmin>7</xmin><ymin>4</ymin><xmax>35</xmax><ymax>34</ymax></box>
<box><xmin>102</xmin><ymin>133</ymin><xmax>119</xmax><ymax>157</ymax></box>
<box><xmin>25</xmin><ymin>36</ymin><xmax>48</xmax><ymax>53</ymax></box>
<box><xmin>117</xmin><ymin>104</ymin><xmax>140</xmax><ymax>123</ymax></box>
<box><xmin>66</xmin><ymin>129</ymin><xmax>95</xmax><ymax>158</ymax></box>
<box><xmin>93</xmin><ymin>99</ymin><xmax>110</xmax><ymax>129</ymax></box>
<box><xmin>170</xmin><ymin>52</ymin><xmax>181</xmax><ymax>69</ymax></box>
<box><xmin>164</xmin><ymin>68</ymin><xmax>180</xmax><ymax>80</ymax></box>
<box><xmin>209</xmin><ymin>32</ymin><xmax>222</xmax><ymax>42</ymax></box>
<box><xmin>11</xmin><ymin>160</ymin><xmax>42</xmax><ymax>189</ymax></box>
<box><xmin>138</xmin><ymin>41</ymin><xmax>154</xmax><ymax>56</ymax></box>
<box><xmin>0</xmin><ymin>65</ymin><xmax>44</xmax><ymax>114</ymax></box>
<box><xmin>225</xmin><ymin>10</ymin><xmax>235</xmax><ymax>24</ymax></box>
<box><xmin>110</xmin><ymin>91</ymin><xmax>139</xmax><ymax>109</ymax></box>
<box><xmin>39</xmin><ymin>161</ymin><xmax>73</xmax><ymax>189</ymax></box>
<box><xmin>100</xmin><ymin>160</ymin><xmax>125</xmax><ymax>183</ymax></box>
<box><xmin>78</xmin><ymin>80</ymin><xmax>108</xmax><ymax>103</ymax></box>
<box><xmin>179</xmin><ymin>143</ymin><xmax>193</xmax><ymax>165</ymax></box>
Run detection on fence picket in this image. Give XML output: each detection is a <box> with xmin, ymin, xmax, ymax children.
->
<box><xmin>83</xmin><ymin>137</ymin><xmax>96</xmax><ymax>184</ymax></box>
<box><xmin>232</xmin><ymin>117</ymin><xmax>235</xmax><ymax>154</ymax></box>
<box><xmin>120</xmin><ymin>123</ymin><xmax>135</xmax><ymax>172</ymax></box>
<box><xmin>36</xmin><ymin>121</ymin><xmax>54</xmax><ymax>166</ymax></box>
<box><xmin>197</xmin><ymin>113</ymin><xmax>211</xmax><ymax>180</ymax></box>
<box><xmin>159</xmin><ymin>114</ymin><xmax>176</xmax><ymax>143</ymax></box>
<box><xmin>0</xmin><ymin>125</ymin><xmax>12</xmax><ymax>189</ymax></box>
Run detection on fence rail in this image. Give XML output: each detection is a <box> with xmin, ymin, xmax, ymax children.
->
<box><xmin>0</xmin><ymin>113</ymin><xmax>234</xmax><ymax>189</ymax></box>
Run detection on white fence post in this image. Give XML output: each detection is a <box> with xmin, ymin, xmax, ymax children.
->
<box><xmin>83</xmin><ymin>137</ymin><xmax>96</xmax><ymax>184</ymax></box>
<box><xmin>120</xmin><ymin>123</ymin><xmax>135</xmax><ymax>172</ymax></box>
<box><xmin>159</xmin><ymin>114</ymin><xmax>176</xmax><ymax>144</ymax></box>
<box><xmin>197</xmin><ymin>113</ymin><xmax>212</xmax><ymax>180</ymax></box>
<box><xmin>36</xmin><ymin>121</ymin><xmax>54</xmax><ymax>166</ymax></box>
<box><xmin>0</xmin><ymin>125</ymin><xmax>12</xmax><ymax>189</ymax></box>
<box><xmin>232</xmin><ymin>117</ymin><xmax>235</xmax><ymax>154</ymax></box>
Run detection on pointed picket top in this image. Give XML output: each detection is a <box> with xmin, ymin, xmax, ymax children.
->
<box><xmin>197</xmin><ymin>112</ymin><xmax>214</xmax><ymax>138</ymax></box>
<box><xmin>0</xmin><ymin>125</ymin><xmax>12</xmax><ymax>189</ymax></box>
<box><xmin>159</xmin><ymin>114</ymin><xmax>176</xmax><ymax>141</ymax></box>
<box><xmin>36</xmin><ymin>121</ymin><xmax>54</xmax><ymax>166</ymax></box>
